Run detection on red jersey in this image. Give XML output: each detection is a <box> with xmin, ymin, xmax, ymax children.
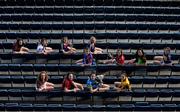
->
<box><xmin>62</xmin><ymin>79</ymin><xmax>74</xmax><ymax>90</ymax></box>
<box><xmin>116</xmin><ymin>54</ymin><xmax>125</xmax><ymax>64</ymax></box>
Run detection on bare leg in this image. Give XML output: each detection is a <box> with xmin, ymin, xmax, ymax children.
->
<box><xmin>154</xmin><ymin>56</ymin><xmax>163</xmax><ymax>61</ymax></box>
<box><xmin>95</xmin><ymin>47</ymin><xmax>103</xmax><ymax>52</ymax></box>
<box><xmin>45</xmin><ymin>82</ymin><xmax>54</xmax><ymax>91</ymax></box>
<box><xmin>93</xmin><ymin>50</ymin><xmax>102</xmax><ymax>54</ymax></box>
<box><xmin>103</xmin><ymin>59</ymin><xmax>115</xmax><ymax>64</ymax></box>
<box><xmin>21</xmin><ymin>47</ymin><xmax>29</xmax><ymax>52</ymax></box>
<box><xmin>45</xmin><ymin>47</ymin><xmax>54</xmax><ymax>53</ymax></box>
<box><xmin>114</xmin><ymin>82</ymin><xmax>121</xmax><ymax>87</ymax></box>
<box><xmin>71</xmin><ymin>47</ymin><xmax>77</xmax><ymax>51</ymax></box>
<box><xmin>45</xmin><ymin>85</ymin><xmax>54</xmax><ymax>91</ymax></box>
<box><xmin>46</xmin><ymin>82</ymin><xmax>54</xmax><ymax>86</ymax></box>
<box><xmin>74</xmin><ymin>82</ymin><xmax>84</xmax><ymax>90</ymax></box>
<box><xmin>98</xmin><ymin>84</ymin><xmax>110</xmax><ymax>92</ymax></box>
<box><xmin>75</xmin><ymin>59</ymin><xmax>83</xmax><ymax>64</ymax></box>
<box><xmin>63</xmin><ymin>50</ymin><xmax>76</xmax><ymax>55</ymax></box>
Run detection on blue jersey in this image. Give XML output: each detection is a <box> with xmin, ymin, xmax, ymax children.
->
<box><xmin>86</xmin><ymin>79</ymin><xmax>99</xmax><ymax>89</ymax></box>
<box><xmin>83</xmin><ymin>53</ymin><xmax>93</xmax><ymax>64</ymax></box>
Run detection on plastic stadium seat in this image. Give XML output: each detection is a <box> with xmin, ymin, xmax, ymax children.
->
<box><xmin>150</xmin><ymin>104</ymin><xmax>162</xmax><ymax>111</ymax></box>
<box><xmin>8</xmin><ymin>64</ymin><xmax>21</xmax><ymax>72</ymax></box>
<box><xmin>92</xmin><ymin>105</ymin><xmax>106</xmax><ymax>111</ymax></box>
<box><xmin>24</xmin><ymin>76</ymin><xmax>36</xmax><ymax>84</ymax></box>
<box><xmin>106</xmin><ymin>104</ymin><xmax>120</xmax><ymax>111</ymax></box>
<box><xmin>143</xmin><ymin>76</ymin><xmax>156</xmax><ymax>84</ymax></box>
<box><xmin>135</xmin><ymin>102</ymin><xmax>149</xmax><ymax>111</ymax></box>
<box><xmin>11</xmin><ymin>75</ymin><xmax>24</xmax><ymax>84</ymax></box>
<box><xmin>9</xmin><ymin>24</ymin><xmax>19</xmax><ymax>30</ymax></box>
<box><xmin>62</xmin><ymin>104</ymin><xmax>76</xmax><ymax>111</ymax></box>
<box><xmin>21</xmin><ymin>89</ymin><xmax>36</xmax><ymax>100</ymax></box>
<box><xmin>159</xmin><ymin>89</ymin><xmax>173</xmax><ymax>102</ymax></box>
<box><xmin>103</xmin><ymin>76</ymin><xmax>118</xmax><ymax>84</ymax></box>
<box><xmin>0</xmin><ymin>64</ymin><xmax>9</xmax><ymax>75</ymax></box>
<box><xmin>33</xmin><ymin>104</ymin><xmax>48</xmax><ymax>111</ymax></box>
<box><xmin>5</xmin><ymin>103</ymin><xmax>19</xmax><ymax>111</ymax></box>
<box><xmin>46</xmin><ymin>64</ymin><xmax>59</xmax><ymax>71</ymax></box>
<box><xmin>146</xmin><ymin>89</ymin><xmax>159</xmax><ymax>97</ymax></box>
<box><xmin>74</xmin><ymin>75</ymin><xmax>88</xmax><ymax>84</ymax></box>
<box><xmin>34</xmin><ymin>64</ymin><xmax>46</xmax><ymax>71</ymax></box>
<box><xmin>0</xmin><ymin>89</ymin><xmax>8</xmax><ymax>100</ymax></box>
<box><xmin>49</xmin><ymin>75</ymin><xmax>63</xmax><ymax>84</ymax></box>
<box><xmin>130</xmin><ymin>76</ymin><xmax>143</xmax><ymax>84</ymax></box>
<box><xmin>0</xmin><ymin>103</ymin><xmax>5</xmax><ymax>111</ymax></box>
<box><xmin>21</xmin><ymin>62</ymin><xmax>34</xmax><ymax>72</ymax></box>
<box><xmin>47</xmin><ymin>104</ymin><xmax>62</xmax><ymax>111</ymax></box>
<box><xmin>163</xmin><ymin>104</ymin><xmax>177</xmax><ymax>111</ymax></box>
<box><xmin>19</xmin><ymin>103</ymin><xmax>33</xmax><ymax>111</ymax></box>
<box><xmin>0</xmin><ymin>76</ymin><xmax>11</xmax><ymax>84</ymax></box>
<box><xmin>1</xmin><ymin>15</ymin><xmax>11</xmax><ymax>21</ymax></box>
<box><xmin>8</xmin><ymin>89</ymin><xmax>22</xmax><ymax>98</ymax></box>
<box><xmin>76</xmin><ymin>104</ymin><xmax>91</xmax><ymax>111</ymax></box>
<box><xmin>120</xmin><ymin>104</ymin><xmax>135</xmax><ymax>111</ymax></box>
<box><xmin>169</xmin><ymin>76</ymin><xmax>180</xmax><ymax>84</ymax></box>
<box><xmin>30</xmin><ymin>24</ymin><xmax>41</xmax><ymax>30</ymax></box>
<box><xmin>132</xmin><ymin>89</ymin><xmax>146</xmax><ymax>98</ymax></box>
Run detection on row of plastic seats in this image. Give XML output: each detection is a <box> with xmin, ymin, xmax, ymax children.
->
<box><xmin>0</xmin><ymin>23</ymin><xmax>179</xmax><ymax>30</ymax></box>
<box><xmin>0</xmin><ymin>14</ymin><xmax>179</xmax><ymax>22</ymax></box>
<box><xmin>0</xmin><ymin>0</ymin><xmax>179</xmax><ymax>7</ymax></box>
<box><xmin>0</xmin><ymin>88</ymin><xmax>180</xmax><ymax>100</ymax></box>
<box><xmin>0</xmin><ymin>41</ymin><xmax>179</xmax><ymax>50</ymax></box>
<box><xmin>1</xmin><ymin>102</ymin><xmax>180</xmax><ymax>111</ymax></box>
<box><xmin>0</xmin><ymin>75</ymin><xmax>179</xmax><ymax>86</ymax></box>
<box><xmin>0</xmin><ymin>32</ymin><xmax>179</xmax><ymax>40</ymax></box>
<box><xmin>0</xmin><ymin>53</ymin><xmax>179</xmax><ymax>65</ymax></box>
<box><xmin>0</xmin><ymin>6</ymin><xmax>180</xmax><ymax>14</ymax></box>
<box><xmin>2</xmin><ymin>38</ymin><xmax>177</xmax><ymax>44</ymax></box>
<box><xmin>0</xmin><ymin>64</ymin><xmax>179</xmax><ymax>73</ymax></box>
<box><xmin>0</xmin><ymin>52</ymin><xmax>179</xmax><ymax>62</ymax></box>
<box><xmin>0</xmin><ymin>89</ymin><xmax>179</xmax><ymax>103</ymax></box>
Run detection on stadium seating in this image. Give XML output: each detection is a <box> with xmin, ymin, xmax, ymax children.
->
<box><xmin>0</xmin><ymin>0</ymin><xmax>180</xmax><ymax>111</ymax></box>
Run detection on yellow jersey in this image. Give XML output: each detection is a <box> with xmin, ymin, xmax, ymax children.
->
<box><xmin>121</xmin><ymin>77</ymin><xmax>131</xmax><ymax>90</ymax></box>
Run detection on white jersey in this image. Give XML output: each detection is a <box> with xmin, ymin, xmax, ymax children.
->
<box><xmin>37</xmin><ymin>44</ymin><xmax>44</xmax><ymax>53</ymax></box>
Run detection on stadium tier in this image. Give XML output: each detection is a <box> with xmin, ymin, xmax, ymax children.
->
<box><xmin>0</xmin><ymin>0</ymin><xmax>180</xmax><ymax>111</ymax></box>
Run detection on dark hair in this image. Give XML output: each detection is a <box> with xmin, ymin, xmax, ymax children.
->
<box><xmin>64</xmin><ymin>73</ymin><xmax>73</xmax><ymax>81</ymax></box>
<box><xmin>13</xmin><ymin>38</ymin><xmax>24</xmax><ymax>51</ymax></box>
<box><xmin>37</xmin><ymin>71</ymin><xmax>48</xmax><ymax>82</ymax></box>
<box><xmin>116</xmin><ymin>48</ymin><xmax>123</xmax><ymax>56</ymax></box>
<box><xmin>62</xmin><ymin>73</ymin><xmax>74</xmax><ymax>89</ymax></box>
<box><xmin>135</xmin><ymin>48</ymin><xmax>146</xmax><ymax>63</ymax></box>
<box><xmin>121</xmin><ymin>71</ymin><xmax>132</xmax><ymax>77</ymax></box>
<box><xmin>40</xmin><ymin>38</ymin><xmax>47</xmax><ymax>46</ymax></box>
<box><xmin>90</xmin><ymin>72</ymin><xmax>96</xmax><ymax>79</ymax></box>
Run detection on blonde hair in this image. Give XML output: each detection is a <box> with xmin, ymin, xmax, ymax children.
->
<box><xmin>62</xmin><ymin>37</ymin><xmax>68</xmax><ymax>43</ymax></box>
<box><xmin>90</xmin><ymin>36</ymin><xmax>96</xmax><ymax>44</ymax></box>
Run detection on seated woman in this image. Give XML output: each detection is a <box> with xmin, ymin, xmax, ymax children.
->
<box><xmin>76</xmin><ymin>47</ymin><xmax>95</xmax><ymax>66</ymax></box>
<box><xmin>61</xmin><ymin>37</ymin><xmax>76</xmax><ymax>54</ymax></box>
<box><xmin>89</xmin><ymin>36</ymin><xmax>103</xmax><ymax>54</ymax></box>
<box><xmin>101</xmin><ymin>49</ymin><xmax>125</xmax><ymax>65</ymax></box>
<box><xmin>154</xmin><ymin>47</ymin><xmax>172</xmax><ymax>65</ymax></box>
<box><xmin>114</xmin><ymin>73</ymin><xmax>131</xmax><ymax>92</ymax></box>
<box><xmin>36</xmin><ymin>71</ymin><xmax>54</xmax><ymax>92</ymax></box>
<box><xmin>87</xmin><ymin>73</ymin><xmax>110</xmax><ymax>93</ymax></box>
<box><xmin>12</xmin><ymin>38</ymin><xmax>29</xmax><ymax>54</ymax></box>
<box><xmin>128</xmin><ymin>48</ymin><xmax>146</xmax><ymax>66</ymax></box>
<box><xmin>37</xmin><ymin>38</ymin><xmax>54</xmax><ymax>54</ymax></box>
<box><xmin>62</xmin><ymin>73</ymin><xmax>84</xmax><ymax>92</ymax></box>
